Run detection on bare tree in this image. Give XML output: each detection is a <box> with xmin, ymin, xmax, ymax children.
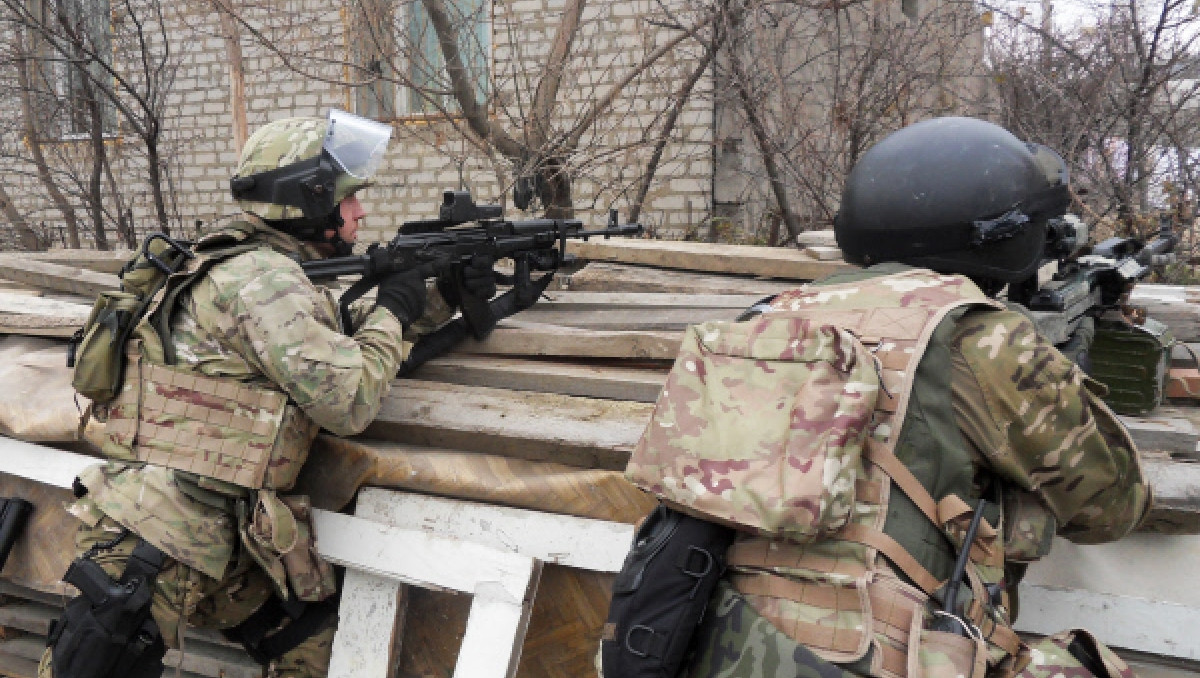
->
<box><xmin>1</xmin><ymin>0</ymin><xmax>183</xmax><ymax>248</ymax></box>
<box><xmin>214</xmin><ymin>0</ymin><xmax>717</xmax><ymax>219</ymax></box>
<box><xmin>713</xmin><ymin>0</ymin><xmax>991</xmax><ymax>242</ymax></box>
<box><xmin>988</xmin><ymin>0</ymin><xmax>1200</xmax><ymax>239</ymax></box>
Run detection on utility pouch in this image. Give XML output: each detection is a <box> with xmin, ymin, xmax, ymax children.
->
<box><xmin>48</xmin><ymin>541</ymin><xmax>167</xmax><ymax>678</ymax></box>
<box><xmin>67</xmin><ymin>233</ymin><xmax>194</xmax><ymax>405</ymax></box>
<box><xmin>68</xmin><ymin>291</ymin><xmax>146</xmax><ymax>404</ymax></box>
<box><xmin>280</xmin><ymin>496</ymin><xmax>337</xmax><ymax>602</ymax></box>
<box><xmin>0</xmin><ymin>497</ymin><xmax>32</xmax><ymax>572</ymax></box>
<box><xmin>601</xmin><ymin>504</ymin><xmax>735</xmax><ymax>678</ymax></box>
<box><xmin>626</xmin><ymin>316</ymin><xmax>879</xmax><ymax>541</ymax></box>
<box><xmin>910</xmin><ymin>627</ymin><xmax>988</xmax><ymax>678</ymax></box>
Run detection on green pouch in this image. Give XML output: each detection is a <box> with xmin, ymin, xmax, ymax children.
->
<box><xmin>69</xmin><ymin>291</ymin><xmax>146</xmax><ymax>403</ymax></box>
<box><xmin>1089</xmin><ymin>317</ymin><xmax>1174</xmax><ymax>415</ymax></box>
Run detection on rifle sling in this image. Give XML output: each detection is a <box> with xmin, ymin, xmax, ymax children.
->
<box><xmin>397</xmin><ymin>269</ymin><xmax>555</xmax><ymax>377</ymax></box>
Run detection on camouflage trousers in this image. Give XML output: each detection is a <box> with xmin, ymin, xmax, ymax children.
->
<box><xmin>685</xmin><ymin>583</ymin><xmax>1137</xmax><ymax>678</ymax></box>
<box><xmin>38</xmin><ymin>517</ymin><xmax>335</xmax><ymax>678</ymax></box>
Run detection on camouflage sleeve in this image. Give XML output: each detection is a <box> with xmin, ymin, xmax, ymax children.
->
<box><xmin>232</xmin><ymin>265</ymin><xmax>408</xmax><ymax>437</ymax></box>
<box><xmin>950</xmin><ymin>309</ymin><xmax>1151</xmax><ymax>544</ymax></box>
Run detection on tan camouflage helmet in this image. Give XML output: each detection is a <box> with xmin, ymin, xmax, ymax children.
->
<box><xmin>233</xmin><ymin>116</ymin><xmax>371</xmax><ymax>221</ymax></box>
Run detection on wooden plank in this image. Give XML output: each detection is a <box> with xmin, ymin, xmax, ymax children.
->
<box><xmin>453</xmin><ymin>321</ymin><xmax>682</xmax><ymax>360</ymax></box>
<box><xmin>564</xmin><ymin>262</ymin><xmax>799</xmax><ymax>295</ymax></box>
<box><xmin>1133</xmin><ymin>284</ymin><xmax>1200</xmax><ymax>342</ymax></box>
<box><xmin>356</xmin><ymin>488</ymin><xmax>634</xmax><ymax>572</ymax></box>
<box><xmin>1167</xmin><ymin>367</ymin><xmax>1200</xmax><ymax>400</ymax></box>
<box><xmin>314</xmin><ymin>507</ymin><xmax>543</xmax><ymax>678</ymax></box>
<box><xmin>0</xmin><ymin>316</ymin><xmax>80</xmax><ymax>338</ymax></box>
<box><xmin>1</xmin><ymin>250</ymin><xmax>132</xmax><ymax>275</ymax></box>
<box><xmin>1014</xmin><ymin>586</ymin><xmax>1200</xmax><ymax>659</ymax></box>
<box><xmin>328</xmin><ymin>570</ymin><xmax>406</xmax><ymax>678</ymax></box>
<box><xmin>795</xmin><ymin>230</ymin><xmax>838</xmax><ymax>248</ymax></box>
<box><xmin>1141</xmin><ymin>453</ymin><xmax>1200</xmax><ymax>533</ymax></box>
<box><xmin>312</xmin><ymin>509</ymin><xmax>537</xmax><ymax>599</ymax></box>
<box><xmin>536</xmin><ymin>291</ymin><xmax>761</xmax><ymax>309</ymax></box>
<box><xmin>453</xmin><ymin>571</ymin><xmax>542</xmax><ymax>678</ymax></box>
<box><xmin>368</xmin><ymin>380</ymin><xmax>652</xmax><ymax>470</ymax></box>
<box><xmin>0</xmin><ymin>260</ymin><xmax>118</xmax><ymax>298</ymax></box>
<box><xmin>515</xmin><ymin>306</ymin><xmax>739</xmax><ymax>330</ymax></box>
<box><xmin>804</xmin><ymin>246</ymin><xmax>844</xmax><ymax>261</ymax></box>
<box><xmin>0</xmin><ymin>294</ymin><xmax>91</xmax><ymax>321</ymax></box>
<box><xmin>565</xmin><ymin>238</ymin><xmax>854</xmax><ymax>280</ymax></box>
<box><xmin>410</xmin><ymin>355</ymin><xmax>666</xmax><ymax>402</ymax></box>
<box><xmin>1120</xmin><ymin>414</ymin><xmax>1198</xmax><ymax>455</ymax></box>
<box><xmin>0</xmin><ymin>638</ymin><xmax>43</xmax><ymax>678</ymax></box>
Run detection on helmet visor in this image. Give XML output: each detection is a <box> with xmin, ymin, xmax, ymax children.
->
<box><xmin>324</xmin><ymin>109</ymin><xmax>392</xmax><ymax>180</ymax></box>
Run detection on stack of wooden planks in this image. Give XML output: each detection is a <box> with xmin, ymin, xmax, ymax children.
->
<box><xmin>0</xmin><ymin>240</ymin><xmax>1199</xmax><ymax>676</ymax></box>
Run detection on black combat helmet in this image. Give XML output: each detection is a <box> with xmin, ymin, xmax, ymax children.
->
<box><xmin>834</xmin><ymin>117</ymin><xmax>1070</xmax><ymax>284</ymax></box>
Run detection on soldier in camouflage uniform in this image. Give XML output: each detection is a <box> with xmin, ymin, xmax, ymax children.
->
<box><xmin>42</xmin><ymin>111</ymin><xmax>496</xmax><ymax>678</ymax></box>
<box><xmin>626</xmin><ymin>118</ymin><xmax>1150</xmax><ymax>678</ymax></box>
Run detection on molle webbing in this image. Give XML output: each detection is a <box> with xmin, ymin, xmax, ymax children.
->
<box><xmin>731</xmin><ymin>571</ymin><xmax>924</xmax><ymax>677</ymax></box>
<box><xmin>106</xmin><ymin>360</ymin><xmax>293</xmax><ymax>489</ymax></box>
<box><xmin>725</xmin><ymin>273</ymin><xmax>1011</xmax><ymax>669</ymax></box>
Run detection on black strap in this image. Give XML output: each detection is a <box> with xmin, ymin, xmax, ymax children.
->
<box><xmin>396</xmin><ymin>268</ymin><xmax>555</xmax><ymax>377</ymax></box>
<box><xmin>256</xmin><ymin>597</ymin><xmax>338</xmax><ymax>663</ymax></box>
<box><xmin>153</xmin><ymin>241</ymin><xmax>261</xmax><ymax>365</ymax></box>
<box><xmin>225</xmin><ymin>595</ymin><xmax>339</xmax><ymax>666</ymax></box>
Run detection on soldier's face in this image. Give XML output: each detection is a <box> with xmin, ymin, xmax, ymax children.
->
<box><xmin>335</xmin><ymin>195</ymin><xmax>365</xmax><ymax>243</ymax></box>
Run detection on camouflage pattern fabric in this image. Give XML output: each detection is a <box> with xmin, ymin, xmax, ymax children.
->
<box><xmin>1019</xmin><ymin>630</ymin><xmax>1136</xmax><ymax>678</ymax></box>
<box><xmin>671</xmin><ymin>266</ymin><xmax>1150</xmax><ymax>678</ymax></box>
<box><xmin>62</xmin><ymin>217</ymin><xmax>454</xmax><ymax>677</ymax></box>
<box><xmin>627</xmin><ymin>317</ymin><xmax>880</xmax><ymax>542</ymax></box>
<box><xmin>38</xmin><ymin>518</ymin><xmax>335</xmax><ymax>678</ymax></box>
<box><xmin>234</xmin><ymin>117</ymin><xmax>369</xmax><ymax>220</ymax></box>
<box><xmin>949</xmin><ymin>308</ymin><xmax>1150</xmax><ymax>543</ymax></box>
<box><xmin>685</xmin><ymin>582</ymin><xmax>856</xmax><ymax>678</ymax></box>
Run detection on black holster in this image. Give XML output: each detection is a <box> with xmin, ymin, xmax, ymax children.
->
<box><xmin>47</xmin><ymin>540</ymin><xmax>167</xmax><ymax>678</ymax></box>
<box><xmin>601</xmin><ymin>504</ymin><xmax>736</xmax><ymax>678</ymax></box>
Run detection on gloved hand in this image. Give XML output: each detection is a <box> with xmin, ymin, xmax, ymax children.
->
<box><xmin>376</xmin><ymin>268</ymin><xmax>427</xmax><ymax>326</ymax></box>
<box><xmin>1060</xmin><ymin>316</ymin><xmax>1095</xmax><ymax>374</ymax></box>
<box><xmin>438</xmin><ymin>254</ymin><xmax>497</xmax><ymax>308</ymax></box>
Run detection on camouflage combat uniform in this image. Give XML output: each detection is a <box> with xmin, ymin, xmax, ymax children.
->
<box><xmin>41</xmin><ymin>217</ymin><xmax>452</xmax><ymax>678</ymax></box>
<box><xmin>671</xmin><ymin>265</ymin><xmax>1150</xmax><ymax>678</ymax></box>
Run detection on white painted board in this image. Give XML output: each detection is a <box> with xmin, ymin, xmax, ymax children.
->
<box><xmin>355</xmin><ymin>488</ymin><xmax>633</xmax><ymax>572</ymax></box>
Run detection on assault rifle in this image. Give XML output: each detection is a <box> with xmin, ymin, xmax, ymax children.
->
<box><xmin>300</xmin><ymin>190</ymin><xmax>643</xmax><ymax>373</ymax></box>
<box><xmin>1008</xmin><ymin>214</ymin><xmax>1179</xmax><ymax>414</ymax></box>
<box><xmin>1008</xmin><ymin>215</ymin><xmax>1178</xmax><ymax>346</ymax></box>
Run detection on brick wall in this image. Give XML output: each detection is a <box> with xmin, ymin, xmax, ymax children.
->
<box><xmin>0</xmin><ymin>0</ymin><xmax>714</xmax><ymax>250</ymax></box>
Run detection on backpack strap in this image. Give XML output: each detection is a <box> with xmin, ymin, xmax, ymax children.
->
<box><xmin>148</xmin><ymin>233</ymin><xmax>263</xmax><ymax>365</ymax></box>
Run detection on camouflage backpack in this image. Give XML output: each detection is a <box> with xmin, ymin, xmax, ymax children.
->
<box><xmin>68</xmin><ymin>231</ymin><xmax>261</xmax><ymax>405</ymax></box>
<box><xmin>626</xmin><ymin>314</ymin><xmax>882</xmax><ymax>542</ymax></box>
<box><xmin>627</xmin><ymin>270</ymin><xmax>1002</xmax><ymax>544</ymax></box>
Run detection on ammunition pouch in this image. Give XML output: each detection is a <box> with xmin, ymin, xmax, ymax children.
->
<box><xmin>47</xmin><ymin>540</ymin><xmax>167</xmax><ymax>678</ymax></box>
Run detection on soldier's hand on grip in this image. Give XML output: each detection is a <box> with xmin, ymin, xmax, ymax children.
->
<box><xmin>437</xmin><ymin>254</ymin><xmax>497</xmax><ymax>308</ymax></box>
<box><xmin>377</xmin><ymin>268</ymin><xmax>427</xmax><ymax>326</ymax></box>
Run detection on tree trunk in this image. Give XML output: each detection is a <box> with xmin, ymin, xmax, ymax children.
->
<box><xmin>630</xmin><ymin>49</ymin><xmax>717</xmax><ymax>223</ymax></box>
<box><xmin>145</xmin><ymin>136</ymin><xmax>172</xmax><ymax>234</ymax></box>
<box><xmin>86</xmin><ymin>87</ymin><xmax>110</xmax><ymax>250</ymax></box>
<box><xmin>537</xmin><ymin>157</ymin><xmax>574</xmax><ymax>219</ymax></box>
<box><xmin>0</xmin><ymin>183</ymin><xmax>41</xmax><ymax>251</ymax></box>
<box><xmin>13</xmin><ymin>27</ymin><xmax>81</xmax><ymax>248</ymax></box>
